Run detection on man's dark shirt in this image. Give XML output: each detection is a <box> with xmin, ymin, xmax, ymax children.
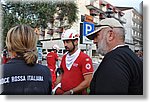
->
<box><xmin>90</xmin><ymin>46</ymin><xmax>143</xmax><ymax>95</ymax></box>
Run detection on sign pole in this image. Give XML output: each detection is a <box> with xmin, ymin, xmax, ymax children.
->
<box><xmin>86</xmin><ymin>44</ymin><xmax>88</xmax><ymax>54</ymax></box>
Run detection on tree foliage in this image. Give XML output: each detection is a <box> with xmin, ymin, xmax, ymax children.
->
<box><xmin>56</xmin><ymin>1</ymin><xmax>78</xmax><ymax>24</ymax></box>
<box><xmin>2</xmin><ymin>0</ymin><xmax>78</xmax><ymax>47</ymax></box>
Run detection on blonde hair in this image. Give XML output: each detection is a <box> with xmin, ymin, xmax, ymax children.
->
<box><xmin>6</xmin><ymin>25</ymin><xmax>38</xmax><ymax>65</ymax></box>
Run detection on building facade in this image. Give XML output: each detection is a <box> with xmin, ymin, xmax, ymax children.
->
<box><xmin>121</xmin><ymin>7</ymin><xmax>143</xmax><ymax>51</ymax></box>
<box><xmin>37</xmin><ymin>0</ymin><xmax>143</xmax><ymax>62</ymax></box>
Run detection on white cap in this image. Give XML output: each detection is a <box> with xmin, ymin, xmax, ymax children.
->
<box><xmin>86</xmin><ymin>18</ymin><xmax>123</xmax><ymax>40</ymax></box>
<box><xmin>61</xmin><ymin>29</ymin><xmax>80</xmax><ymax>40</ymax></box>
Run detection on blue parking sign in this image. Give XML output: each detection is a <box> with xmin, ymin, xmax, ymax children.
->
<box><xmin>83</xmin><ymin>22</ymin><xmax>94</xmax><ymax>36</ymax></box>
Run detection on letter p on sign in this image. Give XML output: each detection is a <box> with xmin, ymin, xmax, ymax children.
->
<box><xmin>83</xmin><ymin>22</ymin><xmax>94</xmax><ymax>36</ymax></box>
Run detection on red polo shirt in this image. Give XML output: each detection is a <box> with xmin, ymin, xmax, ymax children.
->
<box><xmin>60</xmin><ymin>51</ymin><xmax>94</xmax><ymax>94</ymax></box>
<box><xmin>47</xmin><ymin>51</ymin><xmax>58</xmax><ymax>72</ymax></box>
<box><xmin>47</xmin><ymin>51</ymin><xmax>58</xmax><ymax>89</ymax></box>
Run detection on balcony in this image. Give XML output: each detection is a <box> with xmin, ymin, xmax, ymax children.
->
<box><xmin>113</xmin><ymin>8</ymin><xmax>118</xmax><ymax>13</ymax></box>
<box><xmin>90</xmin><ymin>9</ymin><xmax>98</xmax><ymax>16</ymax></box>
<box><xmin>132</xmin><ymin>25</ymin><xmax>142</xmax><ymax>33</ymax></box>
<box><xmin>132</xmin><ymin>17</ymin><xmax>142</xmax><ymax>25</ymax></box>
<box><xmin>99</xmin><ymin>13</ymin><xmax>106</xmax><ymax>19</ymax></box>
<box><xmin>132</xmin><ymin>35</ymin><xmax>142</xmax><ymax>42</ymax></box>
<box><xmin>119</xmin><ymin>11</ymin><xmax>124</xmax><ymax>17</ymax></box>
<box><xmin>132</xmin><ymin>32</ymin><xmax>142</xmax><ymax>42</ymax></box>
<box><xmin>47</xmin><ymin>29</ymin><xmax>53</xmax><ymax>35</ymax></box>
<box><xmin>86</xmin><ymin>4</ymin><xmax>96</xmax><ymax>9</ymax></box>
<box><xmin>55</xmin><ymin>27</ymin><xmax>63</xmax><ymax>33</ymax></box>
<box><xmin>105</xmin><ymin>9</ymin><xmax>114</xmax><ymax>18</ymax></box>
<box><xmin>86</xmin><ymin>4</ymin><xmax>104</xmax><ymax>15</ymax></box>
<box><xmin>106</xmin><ymin>4</ymin><xmax>113</xmax><ymax>10</ymax></box>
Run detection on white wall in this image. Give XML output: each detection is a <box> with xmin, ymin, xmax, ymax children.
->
<box><xmin>123</xmin><ymin>9</ymin><xmax>135</xmax><ymax>51</ymax></box>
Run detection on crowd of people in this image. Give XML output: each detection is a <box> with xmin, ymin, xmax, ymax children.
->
<box><xmin>0</xmin><ymin>18</ymin><xmax>143</xmax><ymax>95</ymax></box>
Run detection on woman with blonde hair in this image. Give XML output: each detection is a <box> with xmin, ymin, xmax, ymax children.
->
<box><xmin>1</xmin><ymin>25</ymin><xmax>52</xmax><ymax>95</ymax></box>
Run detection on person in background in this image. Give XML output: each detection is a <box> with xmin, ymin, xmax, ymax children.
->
<box><xmin>53</xmin><ymin>29</ymin><xmax>94</xmax><ymax>95</ymax></box>
<box><xmin>138</xmin><ymin>50</ymin><xmax>143</xmax><ymax>61</ymax></box>
<box><xmin>47</xmin><ymin>44</ymin><xmax>62</xmax><ymax>89</ymax></box>
<box><xmin>135</xmin><ymin>50</ymin><xmax>143</xmax><ymax>61</ymax></box>
<box><xmin>1</xmin><ymin>47</ymin><xmax>10</xmax><ymax>64</ymax></box>
<box><xmin>86</xmin><ymin>18</ymin><xmax>143</xmax><ymax>95</ymax></box>
<box><xmin>0</xmin><ymin>25</ymin><xmax>52</xmax><ymax>95</ymax></box>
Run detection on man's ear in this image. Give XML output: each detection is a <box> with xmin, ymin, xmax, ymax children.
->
<box><xmin>107</xmin><ymin>30</ymin><xmax>115</xmax><ymax>42</ymax></box>
<box><xmin>74</xmin><ymin>39</ymin><xmax>78</xmax><ymax>46</ymax></box>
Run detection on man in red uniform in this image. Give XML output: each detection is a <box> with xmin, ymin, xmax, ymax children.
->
<box><xmin>47</xmin><ymin>44</ymin><xmax>62</xmax><ymax>89</ymax></box>
<box><xmin>53</xmin><ymin>29</ymin><xmax>94</xmax><ymax>95</ymax></box>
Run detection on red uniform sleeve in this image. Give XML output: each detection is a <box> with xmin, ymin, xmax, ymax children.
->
<box><xmin>54</xmin><ymin>53</ymin><xmax>58</xmax><ymax>61</ymax></box>
<box><xmin>46</xmin><ymin>53</ymin><xmax>51</xmax><ymax>65</ymax></box>
<box><xmin>55</xmin><ymin>88</ymin><xmax>64</xmax><ymax>95</ymax></box>
<box><xmin>81</xmin><ymin>56</ymin><xmax>94</xmax><ymax>76</ymax></box>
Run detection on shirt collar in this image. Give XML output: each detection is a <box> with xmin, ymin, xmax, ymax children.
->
<box><xmin>7</xmin><ymin>58</ymin><xmax>25</xmax><ymax>64</ymax></box>
<box><xmin>112</xmin><ymin>44</ymin><xmax>126</xmax><ymax>51</ymax></box>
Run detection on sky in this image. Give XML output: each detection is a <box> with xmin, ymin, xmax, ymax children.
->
<box><xmin>106</xmin><ymin>0</ymin><xmax>143</xmax><ymax>13</ymax></box>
